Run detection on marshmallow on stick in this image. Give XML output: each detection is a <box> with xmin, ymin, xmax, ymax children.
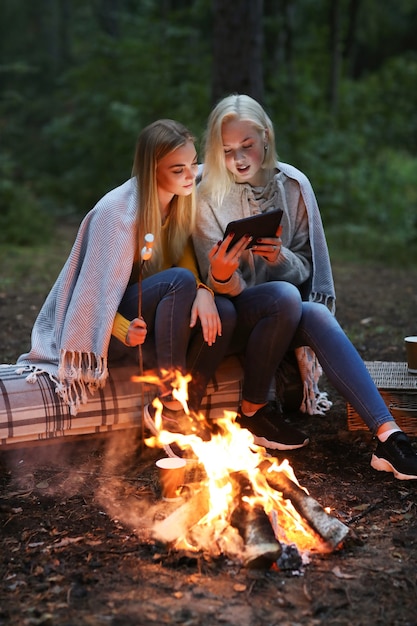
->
<box><xmin>141</xmin><ymin>233</ymin><xmax>154</xmax><ymax>261</ymax></box>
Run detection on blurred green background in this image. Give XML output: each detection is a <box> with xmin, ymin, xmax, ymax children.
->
<box><xmin>1</xmin><ymin>0</ymin><xmax>417</xmax><ymax>265</ymax></box>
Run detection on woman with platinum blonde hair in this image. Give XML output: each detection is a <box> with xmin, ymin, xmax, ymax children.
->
<box><xmin>193</xmin><ymin>94</ymin><xmax>417</xmax><ymax>480</ymax></box>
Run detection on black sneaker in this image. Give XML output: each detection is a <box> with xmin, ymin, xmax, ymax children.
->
<box><xmin>144</xmin><ymin>403</ymin><xmax>211</xmax><ymax>457</ymax></box>
<box><xmin>371</xmin><ymin>431</ymin><xmax>417</xmax><ymax>480</ymax></box>
<box><xmin>236</xmin><ymin>402</ymin><xmax>309</xmax><ymax>451</ymax></box>
<box><xmin>143</xmin><ymin>403</ymin><xmax>181</xmax><ymax>457</ymax></box>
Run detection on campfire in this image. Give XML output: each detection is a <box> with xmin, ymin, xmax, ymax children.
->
<box><xmin>135</xmin><ymin>372</ymin><xmax>350</xmax><ymax>570</ymax></box>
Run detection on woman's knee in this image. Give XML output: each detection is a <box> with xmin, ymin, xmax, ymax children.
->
<box><xmin>303</xmin><ymin>301</ymin><xmax>334</xmax><ymax>323</ymax></box>
<box><xmin>265</xmin><ymin>281</ymin><xmax>302</xmax><ymax>316</ymax></box>
<box><xmin>301</xmin><ymin>302</ymin><xmax>339</xmax><ymax>336</ymax></box>
<box><xmin>162</xmin><ymin>268</ymin><xmax>197</xmax><ymax>304</ymax></box>
<box><xmin>170</xmin><ymin>267</ymin><xmax>196</xmax><ymax>289</ymax></box>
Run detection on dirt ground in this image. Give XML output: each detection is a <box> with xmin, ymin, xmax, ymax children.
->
<box><xmin>1</xmin><ymin>256</ymin><xmax>417</xmax><ymax>626</ymax></box>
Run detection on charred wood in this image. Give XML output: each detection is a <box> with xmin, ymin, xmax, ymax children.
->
<box><xmin>230</xmin><ymin>471</ymin><xmax>282</xmax><ymax>569</ymax></box>
<box><xmin>259</xmin><ymin>460</ymin><xmax>349</xmax><ymax>549</ymax></box>
<box><xmin>152</xmin><ymin>486</ymin><xmax>210</xmax><ymax>545</ymax></box>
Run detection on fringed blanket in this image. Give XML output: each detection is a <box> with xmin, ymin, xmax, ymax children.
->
<box><xmin>17</xmin><ymin>178</ymin><xmax>138</xmax><ymax>415</ymax></box>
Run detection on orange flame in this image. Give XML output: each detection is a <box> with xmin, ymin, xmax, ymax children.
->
<box><xmin>143</xmin><ymin>372</ymin><xmax>333</xmax><ymax>555</ymax></box>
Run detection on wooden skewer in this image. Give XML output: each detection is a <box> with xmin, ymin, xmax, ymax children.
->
<box><xmin>138</xmin><ymin>234</ymin><xmax>154</xmax><ymax>452</ymax></box>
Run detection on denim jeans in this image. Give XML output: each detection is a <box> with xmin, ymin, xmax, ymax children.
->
<box><xmin>108</xmin><ymin>267</ymin><xmax>236</xmax><ymax>411</ymax></box>
<box><xmin>231</xmin><ymin>281</ymin><xmax>303</xmax><ymax>403</ymax></box>
<box><xmin>291</xmin><ymin>301</ymin><xmax>392</xmax><ymax>433</ymax></box>
<box><xmin>231</xmin><ymin>281</ymin><xmax>392</xmax><ymax>433</ymax></box>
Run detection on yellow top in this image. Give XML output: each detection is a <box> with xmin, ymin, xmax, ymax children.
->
<box><xmin>111</xmin><ymin>236</ymin><xmax>213</xmax><ymax>345</ymax></box>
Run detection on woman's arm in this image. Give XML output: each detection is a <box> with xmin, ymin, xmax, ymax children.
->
<box><xmin>177</xmin><ymin>238</ymin><xmax>223</xmax><ymax>345</ymax></box>
<box><xmin>111</xmin><ymin>312</ymin><xmax>147</xmax><ymax>346</ymax></box>
<box><xmin>193</xmin><ymin>196</ymin><xmax>248</xmax><ymax>296</ymax></box>
<box><xmin>266</xmin><ymin>191</ymin><xmax>312</xmax><ymax>286</ymax></box>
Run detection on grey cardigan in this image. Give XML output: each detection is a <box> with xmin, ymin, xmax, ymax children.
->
<box><xmin>193</xmin><ymin>162</ymin><xmax>335</xmax><ymax>312</ymax></box>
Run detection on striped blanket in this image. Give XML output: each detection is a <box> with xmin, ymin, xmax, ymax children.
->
<box><xmin>16</xmin><ymin>179</ymin><xmax>138</xmax><ymax>415</ymax></box>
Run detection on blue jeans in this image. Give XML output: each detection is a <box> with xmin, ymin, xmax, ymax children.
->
<box><xmin>231</xmin><ymin>282</ymin><xmax>303</xmax><ymax>403</ymax></box>
<box><xmin>291</xmin><ymin>301</ymin><xmax>392</xmax><ymax>433</ymax></box>
<box><xmin>231</xmin><ymin>282</ymin><xmax>392</xmax><ymax>433</ymax></box>
<box><xmin>109</xmin><ymin>268</ymin><xmax>236</xmax><ymax>410</ymax></box>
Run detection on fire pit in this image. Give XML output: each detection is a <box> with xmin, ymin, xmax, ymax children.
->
<box><xmin>143</xmin><ymin>387</ymin><xmax>350</xmax><ymax>570</ymax></box>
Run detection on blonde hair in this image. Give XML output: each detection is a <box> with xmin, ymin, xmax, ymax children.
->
<box><xmin>132</xmin><ymin>119</ymin><xmax>196</xmax><ymax>273</ymax></box>
<box><xmin>200</xmin><ymin>94</ymin><xmax>278</xmax><ymax>206</ymax></box>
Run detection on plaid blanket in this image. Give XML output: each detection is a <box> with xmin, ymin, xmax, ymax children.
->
<box><xmin>0</xmin><ymin>357</ymin><xmax>243</xmax><ymax>446</ymax></box>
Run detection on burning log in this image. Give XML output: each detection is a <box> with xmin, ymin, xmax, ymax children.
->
<box><xmin>152</xmin><ymin>485</ymin><xmax>210</xmax><ymax>545</ymax></box>
<box><xmin>259</xmin><ymin>460</ymin><xmax>349</xmax><ymax>550</ymax></box>
<box><xmin>230</xmin><ymin>472</ymin><xmax>282</xmax><ymax>569</ymax></box>
<box><xmin>231</xmin><ymin>503</ymin><xmax>282</xmax><ymax>569</ymax></box>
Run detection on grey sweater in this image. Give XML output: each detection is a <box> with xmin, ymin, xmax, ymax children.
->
<box><xmin>193</xmin><ymin>162</ymin><xmax>335</xmax><ymax>312</ymax></box>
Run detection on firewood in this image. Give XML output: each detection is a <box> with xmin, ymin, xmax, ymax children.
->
<box><xmin>259</xmin><ymin>460</ymin><xmax>349</xmax><ymax>549</ymax></box>
<box><xmin>230</xmin><ymin>471</ymin><xmax>282</xmax><ymax>569</ymax></box>
<box><xmin>152</xmin><ymin>486</ymin><xmax>210</xmax><ymax>545</ymax></box>
<box><xmin>230</xmin><ymin>503</ymin><xmax>282</xmax><ymax>569</ymax></box>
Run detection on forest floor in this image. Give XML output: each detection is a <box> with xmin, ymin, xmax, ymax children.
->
<box><xmin>1</xmin><ymin>238</ymin><xmax>417</xmax><ymax>625</ymax></box>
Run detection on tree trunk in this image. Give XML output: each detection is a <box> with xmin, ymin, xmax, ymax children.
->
<box><xmin>329</xmin><ymin>0</ymin><xmax>341</xmax><ymax>116</ymax></box>
<box><xmin>343</xmin><ymin>0</ymin><xmax>361</xmax><ymax>78</ymax></box>
<box><xmin>94</xmin><ymin>0</ymin><xmax>123</xmax><ymax>37</ymax></box>
<box><xmin>211</xmin><ymin>0</ymin><xmax>264</xmax><ymax>105</ymax></box>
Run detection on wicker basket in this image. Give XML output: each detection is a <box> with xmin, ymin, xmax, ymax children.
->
<box><xmin>347</xmin><ymin>361</ymin><xmax>417</xmax><ymax>436</ymax></box>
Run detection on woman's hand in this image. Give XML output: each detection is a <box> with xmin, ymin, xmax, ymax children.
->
<box><xmin>126</xmin><ymin>317</ymin><xmax>147</xmax><ymax>346</ymax></box>
<box><xmin>190</xmin><ymin>288</ymin><xmax>222</xmax><ymax>346</ymax></box>
<box><xmin>252</xmin><ymin>225</ymin><xmax>283</xmax><ymax>262</ymax></box>
<box><xmin>208</xmin><ymin>233</ymin><xmax>250</xmax><ymax>282</ymax></box>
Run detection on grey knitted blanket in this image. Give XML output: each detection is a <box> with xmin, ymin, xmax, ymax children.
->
<box><xmin>17</xmin><ymin>178</ymin><xmax>138</xmax><ymax>414</ymax></box>
<box><xmin>277</xmin><ymin>162</ymin><xmax>335</xmax><ymax>312</ymax></box>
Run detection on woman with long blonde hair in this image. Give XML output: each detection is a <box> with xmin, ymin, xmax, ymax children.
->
<box><xmin>193</xmin><ymin>94</ymin><xmax>417</xmax><ymax>480</ymax></box>
<box><xmin>18</xmin><ymin>119</ymin><xmax>236</xmax><ymax>454</ymax></box>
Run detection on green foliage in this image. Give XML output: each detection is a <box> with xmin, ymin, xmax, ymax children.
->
<box><xmin>266</xmin><ymin>42</ymin><xmax>417</xmax><ymax>264</ymax></box>
<box><xmin>351</xmin><ymin>54</ymin><xmax>417</xmax><ymax>153</ymax></box>
<box><xmin>37</xmin><ymin>12</ymin><xmax>211</xmax><ymax>211</ymax></box>
<box><xmin>0</xmin><ymin>154</ymin><xmax>53</xmax><ymax>246</ymax></box>
<box><xmin>324</xmin><ymin>145</ymin><xmax>417</xmax><ymax>266</ymax></box>
<box><xmin>0</xmin><ymin>225</ymin><xmax>75</xmax><ymax>293</ymax></box>
<box><xmin>1</xmin><ymin>0</ymin><xmax>416</xmax><ymax>263</ymax></box>
<box><xmin>1</xmin><ymin>1</ymin><xmax>211</xmax><ymax>213</ymax></box>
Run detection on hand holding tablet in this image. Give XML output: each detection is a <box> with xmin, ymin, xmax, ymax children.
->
<box><xmin>223</xmin><ymin>209</ymin><xmax>283</xmax><ymax>251</ymax></box>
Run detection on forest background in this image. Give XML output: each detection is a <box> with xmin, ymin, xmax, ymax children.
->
<box><xmin>1</xmin><ymin>0</ymin><xmax>417</xmax><ymax>268</ymax></box>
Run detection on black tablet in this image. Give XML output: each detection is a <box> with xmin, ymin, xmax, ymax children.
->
<box><xmin>223</xmin><ymin>209</ymin><xmax>283</xmax><ymax>251</ymax></box>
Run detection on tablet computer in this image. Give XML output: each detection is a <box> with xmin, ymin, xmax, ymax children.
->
<box><xmin>223</xmin><ymin>209</ymin><xmax>283</xmax><ymax>251</ymax></box>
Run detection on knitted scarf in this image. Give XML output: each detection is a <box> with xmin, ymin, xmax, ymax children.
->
<box><xmin>277</xmin><ymin>162</ymin><xmax>335</xmax><ymax>414</ymax></box>
<box><xmin>277</xmin><ymin>162</ymin><xmax>335</xmax><ymax>313</ymax></box>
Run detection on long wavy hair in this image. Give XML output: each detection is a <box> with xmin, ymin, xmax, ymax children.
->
<box><xmin>200</xmin><ymin>94</ymin><xmax>278</xmax><ymax>206</ymax></box>
<box><xmin>132</xmin><ymin>119</ymin><xmax>196</xmax><ymax>274</ymax></box>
